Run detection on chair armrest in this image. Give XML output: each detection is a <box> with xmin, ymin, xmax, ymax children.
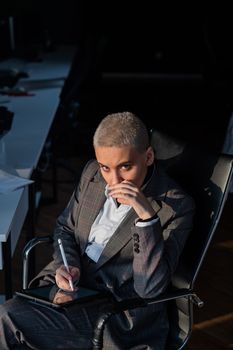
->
<box><xmin>22</xmin><ymin>235</ymin><xmax>54</xmax><ymax>289</ymax></box>
<box><xmin>112</xmin><ymin>288</ymin><xmax>204</xmax><ymax>311</ymax></box>
<box><xmin>92</xmin><ymin>288</ymin><xmax>204</xmax><ymax>350</ymax></box>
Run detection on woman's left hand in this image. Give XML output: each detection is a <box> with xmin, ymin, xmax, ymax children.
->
<box><xmin>108</xmin><ymin>180</ymin><xmax>156</xmax><ymax>220</ymax></box>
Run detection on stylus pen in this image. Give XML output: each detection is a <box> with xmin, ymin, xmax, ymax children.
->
<box><xmin>58</xmin><ymin>238</ymin><xmax>74</xmax><ymax>291</ymax></box>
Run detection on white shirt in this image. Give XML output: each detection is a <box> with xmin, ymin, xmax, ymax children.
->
<box><xmin>85</xmin><ymin>182</ymin><xmax>159</xmax><ymax>262</ymax></box>
<box><xmin>85</xmin><ymin>186</ymin><xmax>131</xmax><ymax>262</ymax></box>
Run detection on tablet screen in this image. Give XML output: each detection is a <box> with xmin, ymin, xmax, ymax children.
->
<box><xmin>15</xmin><ymin>284</ymin><xmax>106</xmax><ymax>309</ymax></box>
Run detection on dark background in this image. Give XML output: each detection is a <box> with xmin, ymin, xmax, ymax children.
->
<box><xmin>1</xmin><ymin>2</ymin><xmax>233</xmax><ymax>155</ymax></box>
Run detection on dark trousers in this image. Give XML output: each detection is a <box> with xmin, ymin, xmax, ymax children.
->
<box><xmin>0</xmin><ymin>295</ymin><xmax>169</xmax><ymax>349</ymax></box>
<box><xmin>0</xmin><ymin>296</ymin><xmax>106</xmax><ymax>350</ymax></box>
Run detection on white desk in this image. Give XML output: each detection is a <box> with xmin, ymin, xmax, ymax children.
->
<box><xmin>0</xmin><ymin>187</ymin><xmax>28</xmax><ymax>267</ymax></box>
<box><xmin>0</xmin><ymin>46</ymin><xmax>75</xmax><ymax>300</ymax></box>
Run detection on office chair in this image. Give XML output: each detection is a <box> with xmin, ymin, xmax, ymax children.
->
<box><xmin>22</xmin><ymin>129</ymin><xmax>233</xmax><ymax>349</ymax></box>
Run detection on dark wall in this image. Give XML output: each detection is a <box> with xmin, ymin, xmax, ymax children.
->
<box><xmin>1</xmin><ymin>2</ymin><xmax>233</xmax><ymax>153</ymax></box>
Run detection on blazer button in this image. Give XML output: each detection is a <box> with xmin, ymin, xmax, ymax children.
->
<box><xmin>133</xmin><ymin>233</ymin><xmax>139</xmax><ymax>240</ymax></box>
<box><xmin>134</xmin><ymin>243</ymin><xmax>139</xmax><ymax>249</ymax></box>
<box><xmin>134</xmin><ymin>248</ymin><xmax>140</xmax><ymax>253</ymax></box>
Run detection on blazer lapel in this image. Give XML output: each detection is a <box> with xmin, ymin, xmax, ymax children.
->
<box><xmin>94</xmin><ymin>208</ymin><xmax>137</xmax><ymax>270</ymax></box>
<box><xmin>94</xmin><ymin>197</ymin><xmax>162</xmax><ymax>271</ymax></box>
<box><xmin>78</xmin><ymin>180</ymin><xmax>106</xmax><ymax>253</ymax></box>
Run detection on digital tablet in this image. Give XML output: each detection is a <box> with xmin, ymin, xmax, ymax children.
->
<box><xmin>15</xmin><ymin>284</ymin><xmax>108</xmax><ymax>309</ymax></box>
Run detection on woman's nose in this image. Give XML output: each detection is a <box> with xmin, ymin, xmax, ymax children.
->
<box><xmin>110</xmin><ymin>171</ymin><xmax>122</xmax><ymax>185</ymax></box>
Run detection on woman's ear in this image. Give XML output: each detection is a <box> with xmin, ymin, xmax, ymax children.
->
<box><xmin>146</xmin><ymin>146</ymin><xmax>155</xmax><ymax>166</ymax></box>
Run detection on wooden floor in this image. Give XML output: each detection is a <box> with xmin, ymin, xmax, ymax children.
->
<box><xmin>1</xmin><ymin>156</ymin><xmax>233</xmax><ymax>349</ymax></box>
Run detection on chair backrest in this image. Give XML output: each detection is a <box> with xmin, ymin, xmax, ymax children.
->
<box><xmin>151</xmin><ymin>129</ymin><xmax>233</xmax><ymax>349</ymax></box>
<box><xmin>151</xmin><ymin>129</ymin><xmax>233</xmax><ymax>289</ymax></box>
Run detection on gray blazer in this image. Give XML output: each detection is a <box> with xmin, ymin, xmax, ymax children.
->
<box><xmin>34</xmin><ymin>159</ymin><xmax>195</xmax><ymax>349</ymax></box>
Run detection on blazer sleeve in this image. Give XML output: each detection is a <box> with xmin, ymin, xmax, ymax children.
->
<box><xmin>132</xmin><ymin>193</ymin><xmax>195</xmax><ymax>298</ymax></box>
<box><xmin>52</xmin><ymin>160</ymin><xmax>98</xmax><ymax>269</ymax></box>
<box><xmin>28</xmin><ymin>160</ymin><xmax>98</xmax><ymax>287</ymax></box>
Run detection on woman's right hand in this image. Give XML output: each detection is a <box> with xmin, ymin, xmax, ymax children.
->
<box><xmin>55</xmin><ymin>265</ymin><xmax>80</xmax><ymax>291</ymax></box>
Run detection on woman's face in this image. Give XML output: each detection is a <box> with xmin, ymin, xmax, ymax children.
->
<box><xmin>95</xmin><ymin>145</ymin><xmax>154</xmax><ymax>188</ymax></box>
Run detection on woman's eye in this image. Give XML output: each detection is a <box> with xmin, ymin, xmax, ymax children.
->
<box><xmin>121</xmin><ymin>164</ymin><xmax>131</xmax><ymax>170</ymax></box>
<box><xmin>100</xmin><ymin>166</ymin><xmax>109</xmax><ymax>172</ymax></box>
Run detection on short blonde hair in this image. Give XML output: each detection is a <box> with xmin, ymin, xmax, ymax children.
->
<box><xmin>93</xmin><ymin>112</ymin><xmax>149</xmax><ymax>152</ymax></box>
